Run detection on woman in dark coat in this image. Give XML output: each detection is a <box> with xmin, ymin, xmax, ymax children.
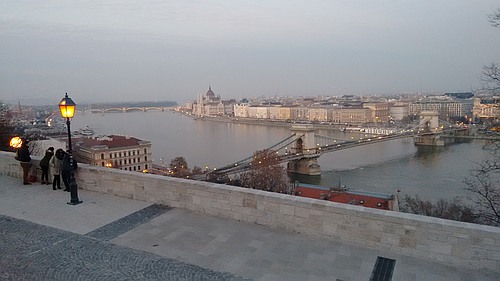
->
<box><xmin>39</xmin><ymin>147</ymin><xmax>54</xmax><ymax>184</ymax></box>
<box><xmin>16</xmin><ymin>139</ymin><xmax>32</xmax><ymax>185</ymax></box>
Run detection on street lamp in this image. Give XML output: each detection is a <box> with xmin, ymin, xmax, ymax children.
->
<box><xmin>59</xmin><ymin>93</ymin><xmax>82</xmax><ymax>205</ymax></box>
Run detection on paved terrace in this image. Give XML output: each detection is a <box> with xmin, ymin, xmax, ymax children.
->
<box><xmin>0</xmin><ymin>175</ymin><xmax>498</xmax><ymax>281</ymax></box>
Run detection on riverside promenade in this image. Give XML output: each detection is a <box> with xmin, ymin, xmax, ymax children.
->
<box><xmin>0</xmin><ymin>174</ymin><xmax>498</xmax><ymax>281</ymax></box>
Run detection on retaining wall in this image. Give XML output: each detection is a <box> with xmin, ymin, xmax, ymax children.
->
<box><xmin>1</xmin><ymin>151</ymin><xmax>499</xmax><ymax>271</ymax></box>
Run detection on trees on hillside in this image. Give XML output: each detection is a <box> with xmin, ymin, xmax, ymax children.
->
<box><xmin>240</xmin><ymin>149</ymin><xmax>290</xmax><ymax>193</ymax></box>
<box><xmin>0</xmin><ymin>101</ymin><xmax>14</xmax><ymax>151</ymax></box>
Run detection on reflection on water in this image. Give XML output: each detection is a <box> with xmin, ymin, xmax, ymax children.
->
<box><xmin>73</xmin><ymin>111</ymin><xmax>490</xmax><ymax>201</ymax></box>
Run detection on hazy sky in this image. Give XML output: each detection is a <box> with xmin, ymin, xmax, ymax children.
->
<box><xmin>1</xmin><ymin>1</ymin><xmax>499</xmax><ymax>104</ymax></box>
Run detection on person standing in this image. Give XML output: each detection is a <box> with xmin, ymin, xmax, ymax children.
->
<box><xmin>16</xmin><ymin>139</ymin><xmax>32</xmax><ymax>185</ymax></box>
<box><xmin>39</xmin><ymin>147</ymin><xmax>54</xmax><ymax>184</ymax></box>
<box><xmin>50</xmin><ymin>149</ymin><xmax>64</xmax><ymax>190</ymax></box>
<box><xmin>61</xmin><ymin>151</ymin><xmax>77</xmax><ymax>192</ymax></box>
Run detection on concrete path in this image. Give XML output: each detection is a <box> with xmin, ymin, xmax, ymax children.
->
<box><xmin>0</xmin><ymin>175</ymin><xmax>498</xmax><ymax>281</ymax></box>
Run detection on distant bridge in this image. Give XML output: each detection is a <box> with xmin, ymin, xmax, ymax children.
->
<box><xmin>79</xmin><ymin>107</ymin><xmax>170</xmax><ymax>113</ymax></box>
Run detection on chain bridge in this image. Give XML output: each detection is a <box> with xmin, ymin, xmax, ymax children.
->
<box><xmin>206</xmin><ymin>111</ymin><xmax>493</xmax><ymax>177</ymax></box>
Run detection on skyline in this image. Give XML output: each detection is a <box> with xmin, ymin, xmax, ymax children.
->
<box><xmin>1</xmin><ymin>1</ymin><xmax>499</xmax><ymax>105</ymax></box>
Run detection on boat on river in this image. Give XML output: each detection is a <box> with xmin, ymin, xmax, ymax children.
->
<box><xmin>78</xmin><ymin>126</ymin><xmax>95</xmax><ymax>136</ymax></box>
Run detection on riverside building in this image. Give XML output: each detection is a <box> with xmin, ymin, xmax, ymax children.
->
<box><xmin>73</xmin><ymin>135</ymin><xmax>152</xmax><ymax>172</ymax></box>
<box><xmin>192</xmin><ymin>86</ymin><xmax>236</xmax><ymax>117</ymax></box>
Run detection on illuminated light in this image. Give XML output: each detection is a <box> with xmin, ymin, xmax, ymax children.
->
<box><xmin>142</xmin><ymin>169</ymin><xmax>148</xmax><ymax>173</ymax></box>
<box><xmin>58</xmin><ymin>93</ymin><xmax>76</xmax><ymax>118</ymax></box>
<box><xmin>213</xmin><ymin>168</ymin><xmax>217</xmax><ymax>170</ymax></box>
<box><xmin>105</xmin><ymin>163</ymin><xmax>113</xmax><ymax>168</ymax></box>
<box><xmin>9</xmin><ymin>136</ymin><xmax>23</xmax><ymax>149</ymax></box>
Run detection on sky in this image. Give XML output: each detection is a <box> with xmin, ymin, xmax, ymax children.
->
<box><xmin>1</xmin><ymin>1</ymin><xmax>499</xmax><ymax>105</ymax></box>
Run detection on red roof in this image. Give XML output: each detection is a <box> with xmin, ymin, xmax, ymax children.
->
<box><xmin>295</xmin><ymin>185</ymin><xmax>394</xmax><ymax>210</ymax></box>
<box><xmin>75</xmin><ymin>135</ymin><xmax>149</xmax><ymax>150</ymax></box>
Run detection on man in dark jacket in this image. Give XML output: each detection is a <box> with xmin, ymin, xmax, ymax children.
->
<box><xmin>61</xmin><ymin>151</ymin><xmax>77</xmax><ymax>192</ymax></box>
<box><xmin>39</xmin><ymin>147</ymin><xmax>54</xmax><ymax>184</ymax></box>
<box><xmin>16</xmin><ymin>139</ymin><xmax>32</xmax><ymax>185</ymax></box>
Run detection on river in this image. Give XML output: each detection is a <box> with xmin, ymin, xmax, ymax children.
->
<box><xmin>72</xmin><ymin>110</ymin><xmax>491</xmax><ymax>201</ymax></box>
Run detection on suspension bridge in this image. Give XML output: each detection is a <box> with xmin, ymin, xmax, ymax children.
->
<box><xmin>204</xmin><ymin>111</ymin><xmax>495</xmax><ymax>178</ymax></box>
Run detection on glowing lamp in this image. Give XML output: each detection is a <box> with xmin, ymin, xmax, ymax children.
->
<box><xmin>59</xmin><ymin>93</ymin><xmax>76</xmax><ymax>118</ymax></box>
<box><xmin>10</xmin><ymin>136</ymin><xmax>23</xmax><ymax>149</ymax></box>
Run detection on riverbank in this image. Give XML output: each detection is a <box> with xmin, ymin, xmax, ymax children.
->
<box><xmin>171</xmin><ymin>110</ymin><xmax>376</xmax><ymax>131</ymax></box>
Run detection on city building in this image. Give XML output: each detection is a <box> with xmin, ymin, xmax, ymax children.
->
<box><xmin>233</xmin><ymin>103</ymin><xmax>249</xmax><ymax>118</ymax></box>
<box><xmin>331</xmin><ymin>106</ymin><xmax>372</xmax><ymax>124</ymax></box>
<box><xmin>409</xmin><ymin>96</ymin><xmax>472</xmax><ymax>119</ymax></box>
<box><xmin>389</xmin><ymin>105</ymin><xmax>409</xmax><ymax>121</ymax></box>
<box><xmin>73</xmin><ymin>135</ymin><xmax>152</xmax><ymax>172</ymax></box>
<box><xmin>473</xmin><ymin>95</ymin><xmax>500</xmax><ymax>123</ymax></box>
<box><xmin>192</xmin><ymin>86</ymin><xmax>236</xmax><ymax>117</ymax></box>
<box><xmin>248</xmin><ymin>106</ymin><xmax>269</xmax><ymax>119</ymax></box>
<box><xmin>363</xmin><ymin>102</ymin><xmax>390</xmax><ymax>123</ymax></box>
<box><xmin>308</xmin><ymin>107</ymin><xmax>328</xmax><ymax>122</ymax></box>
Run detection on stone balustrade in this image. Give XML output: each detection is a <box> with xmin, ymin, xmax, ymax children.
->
<box><xmin>1</xmin><ymin>151</ymin><xmax>499</xmax><ymax>271</ymax></box>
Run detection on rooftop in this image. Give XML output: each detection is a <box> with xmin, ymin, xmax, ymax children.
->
<box><xmin>75</xmin><ymin>135</ymin><xmax>150</xmax><ymax>150</ymax></box>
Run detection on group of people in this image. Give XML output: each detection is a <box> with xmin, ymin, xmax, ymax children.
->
<box><xmin>16</xmin><ymin>140</ymin><xmax>76</xmax><ymax>191</ymax></box>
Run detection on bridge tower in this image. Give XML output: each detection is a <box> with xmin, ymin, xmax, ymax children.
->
<box><xmin>287</xmin><ymin>124</ymin><xmax>321</xmax><ymax>176</ymax></box>
<box><xmin>419</xmin><ymin>111</ymin><xmax>440</xmax><ymax>131</ymax></box>
<box><xmin>415</xmin><ymin>111</ymin><xmax>445</xmax><ymax>146</ymax></box>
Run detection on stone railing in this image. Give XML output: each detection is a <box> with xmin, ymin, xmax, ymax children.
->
<box><xmin>1</xmin><ymin>151</ymin><xmax>499</xmax><ymax>271</ymax></box>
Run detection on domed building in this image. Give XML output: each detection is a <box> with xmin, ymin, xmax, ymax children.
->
<box><xmin>192</xmin><ymin>86</ymin><xmax>236</xmax><ymax>117</ymax></box>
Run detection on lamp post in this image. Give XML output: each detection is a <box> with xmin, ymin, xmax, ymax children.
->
<box><xmin>59</xmin><ymin>93</ymin><xmax>82</xmax><ymax>205</ymax></box>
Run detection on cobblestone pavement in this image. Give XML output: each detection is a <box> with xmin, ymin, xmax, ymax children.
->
<box><xmin>0</xmin><ymin>215</ymin><xmax>248</xmax><ymax>281</ymax></box>
<box><xmin>86</xmin><ymin>204</ymin><xmax>173</xmax><ymax>241</ymax></box>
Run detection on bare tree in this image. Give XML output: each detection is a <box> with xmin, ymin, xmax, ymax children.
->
<box><xmin>465</xmin><ymin>140</ymin><xmax>500</xmax><ymax>226</ymax></box>
<box><xmin>488</xmin><ymin>8</ymin><xmax>500</xmax><ymax>27</ymax></box>
<box><xmin>400</xmin><ymin>195</ymin><xmax>478</xmax><ymax>223</ymax></box>
<box><xmin>191</xmin><ymin>165</ymin><xmax>203</xmax><ymax>176</ymax></box>
<box><xmin>482</xmin><ymin>62</ymin><xmax>500</xmax><ymax>91</ymax></box>
<box><xmin>240</xmin><ymin>149</ymin><xmax>290</xmax><ymax>193</ymax></box>
<box><xmin>462</xmin><ymin>8</ymin><xmax>500</xmax><ymax>226</ymax></box>
<box><xmin>169</xmin><ymin>156</ymin><xmax>191</xmax><ymax>178</ymax></box>
<box><xmin>483</xmin><ymin>9</ymin><xmax>500</xmax><ymax>91</ymax></box>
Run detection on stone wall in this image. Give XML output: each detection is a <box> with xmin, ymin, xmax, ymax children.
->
<box><xmin>1</xmin><ymin>151</ymin><xmax>499</xmax><ymax>271</ymax></box>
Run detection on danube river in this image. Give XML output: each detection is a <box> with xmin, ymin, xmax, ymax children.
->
<box><xmin>72</xmin><ymin>110</ymin><xmax>491</xmax><ymax>201</ymax></box>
